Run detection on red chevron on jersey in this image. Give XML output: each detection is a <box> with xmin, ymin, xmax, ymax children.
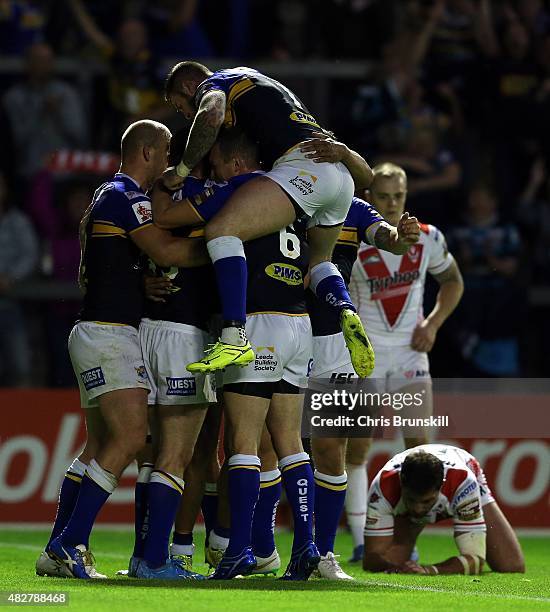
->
<box><xmin>358</xmin><ymin>244</ymin><xmax>424</xmax><ymax>327</ymax></box>
<box><xmin>441</xmin><ymin>468</ymin><xmax>469</xmax><ymax>500</ymax></box>
<box><xmin>379</xmin><ymin>469</ymin><xmax>401</xmax><ymax>508</ymax></box>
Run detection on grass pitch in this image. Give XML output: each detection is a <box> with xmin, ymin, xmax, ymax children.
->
<box><xmin>0</xmin><ymin>529</ymin><xmax>548</xmax><ymax>611</ymax></box>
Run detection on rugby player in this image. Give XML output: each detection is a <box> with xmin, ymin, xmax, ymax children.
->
<box><xmin>155</xmin><ymin>127</ymin><xmax>317</xmax><ymax>580</ymax></box>
<box><xmin>345</xmin><ymin>162</ymin><xmax>464</xmax><ymax>562</ymax></box>
<box><xmin>364</xmin><ymin>444</ymin><xmax>525</xmax><ymax>574</ymax></box>
<box><xmin>45</xmin><ymin>120</ymin><xmax>209</xmax><ymax>579</ymax></box>
<box><xmin>162</xmin><ymin>62</ymin><xmax>375</xmax><ymax>378</ymax></box>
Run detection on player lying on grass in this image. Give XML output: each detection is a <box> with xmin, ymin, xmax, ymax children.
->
<box><xmin>364</xmin><ymin>444</ymin><xmax>525</xmax><ymax>574</ymax></box>
<box><xmin>163</xmin><ymin>61</ymin><xmax>375</xmax><ymax>378</ymax></box>
<box><xmin>44</xmin><ymin>120</ymin><xmax>209</xmax><ymax>580</ymax></box>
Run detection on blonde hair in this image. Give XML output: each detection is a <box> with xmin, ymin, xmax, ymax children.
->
<box><xmin>372</xmin><ymin>162</ymin><xmax>407</xmax><ymax>183</ymax></box>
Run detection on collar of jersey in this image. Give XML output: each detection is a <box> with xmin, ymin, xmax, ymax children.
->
<box><xmin>114</xmin><ymin>172</ymin><xmax>142</xmax><ymax>191</ymax></box>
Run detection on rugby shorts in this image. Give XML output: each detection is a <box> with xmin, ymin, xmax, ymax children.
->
<box><xmin>265</xmin><ymin>148</ymin><xmax>354</xmax><ymax>227</ymax></box>
<box><xmin>68</xmin><ymin>321</ymin><xmax>150</xmax><ymax>409</ymax></box>
<box><xmin>223</xmin><ymin>313</ymin><xmax>312</xmax><ymax>388</ymax></box>
<box><xmin>139</xmin><ymin>318</ymin><xmax>216</xmax><ymax>406</ymax></box>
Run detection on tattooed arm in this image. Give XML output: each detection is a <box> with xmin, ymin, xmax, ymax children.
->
<box><xmin>163</xmin><ymin>89</ymin><xmax>226</xmax><ymax>189</ymax></box>
<box><xmin>374</xmin><ymin>212</ymin><xmax>420</xmax><ymax>255</ymax></box>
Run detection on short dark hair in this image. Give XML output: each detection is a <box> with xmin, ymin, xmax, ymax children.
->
<box><xmin>401</xmin><ymin>451</ymin><xmax>444</xmax><ymax>494</ymax></box>
<box><xmin>216</xmin><ymin>128</ymin><xmax>259</xmax><ymax>167</ymax></box>
<box><xmin>164</xmin><ymin>61</ymin><xmax>212</xmax><ymax>99</ymax></box>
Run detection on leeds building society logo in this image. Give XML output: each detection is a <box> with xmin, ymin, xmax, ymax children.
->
<box><xmin>254</xmin><ymin>346</ymin><xmax>277</xmax><ymax>372</ymax></box>
<box><xmin>265</xmin><ymin>263</ymin><xmax>303</xmax><ymax>286</ymax></box>
<box><xmin>289</xmin><ymin>171</ymin><xmax>317</xmax><ymax>196</ymax></box>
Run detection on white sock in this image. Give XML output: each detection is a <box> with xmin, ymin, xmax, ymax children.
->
<box><xmin>86</xmin><ymin>459</ymin><xmax>118</xmax><ymax>494</ymax></box>
<box><xmin>209</xmin><ymin>529</ymin><xmax>229</xmax><ymax>551</ymax></box>
<box><xmin>171</xmin><ymin>543</ymin><xmax>195</xmax><ymax>556</ymax></box>
<box><xmin>345</xmin><ymin>462</ymin><xmax>368</xmax><ymax>548</ymax></box>
<box><xmin>220</xmin><ymin>325</ymin><xmax>248</xmax><ymax>346</ymax></box>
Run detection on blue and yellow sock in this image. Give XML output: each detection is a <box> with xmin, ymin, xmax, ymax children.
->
<box><xmin>207</xmin><ymin>236</ymin><xmax>247</xmax><ymax>325</ymax></box>
<box><xmin>48</xmin><ymin>458</ymin><xmax>87</xmax><ymax>547</ymax></box>
<box><xmin>143</xmin><ymin>470</ymin><xmax>184</xmax><ymax>569</ymax></box>
<box><xmin>202</xmin><ymin>482</ymin><xmax>218</xmax><ymax>546</ymax></box>
<box><xmin>280</xmin><ymin>453</ymin><xmax>315</xmax><ymax>554</ymax></box>
<box><xmin>310</xmin><ymin>262</ymin><xmax>355</xmax><ymax>313</ymax></box>
<box><xmin>252</xmin><ymin>469</ymin><xmax>282</xmax><ymax>558</ymax></box>
<box><xmin>59</xmin><ymin>459</ymin><xmax>117</xmax><ymax>548</ymax></box>
<box><xmin>132</xmin><ymin>462</ymin><xmax>153</xmax><ymax>559</ymax></box>
<box><xmin>226</xmin><ymin>454</ymin><xmax>261</xmax><ymax>557</ymax></box>
<box><xmin>314</xmin><ymin>470</ymin><xmax>347</xmax><ymax>556</ymax></box>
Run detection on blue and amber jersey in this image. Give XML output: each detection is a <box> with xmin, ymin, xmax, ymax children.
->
<box><xmin>160</xmin><ymin>171</ymin><xmax>309</xmax><ymax>315</ymax></box>
<box><xmin>145</xmin><ymin>176</ymin><xmax>219</xmax><ymax>330</ymax></box>
<box><xmin>79</xmin><ymin>173</ymin><xmax>153</xmax><ymax>328</ymax></box>
<box><xmin>195</xmin><ymin>67</ymin><xmax>323</xmax><ymax>168</ymax></box>
<box><xmin>307</xmin><ymin>197</ymin><xmax>385</xmax><ymax>336</ymax></box>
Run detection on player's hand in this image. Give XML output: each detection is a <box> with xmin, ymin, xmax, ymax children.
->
<box><xmin>144</xmin><ymin>275</ymin><xmax>173</xmax><ymax>303</ymax></box>
<box><xmin>396</xmin><ymin>212</ymin><xmax>420</xmax><ymax>247</ymax></box>
<box><xmin>299</xmin><ymin>132</ymin><xmax>349</xmax><ymax>163</ymax></box>
<box><xmin>391</xmin><ymin>560</ymin><xmax>429</xmax><ymax>574</ymax></box>
<box><xmin>411</xmin><ymin>319</ymin><xmax>437</xmax><ymax>353</ymax></box>
<box><xmin>162</xmin><ymin>166</ymin><xmax>185</xmax><ymax>190</ymax></box>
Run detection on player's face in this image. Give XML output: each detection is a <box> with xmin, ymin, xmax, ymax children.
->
<box><xmin>369</xmin><ymin>176</ymin><xmax>407</xmax><ymax>226</ymax></box>
<box><xmin>209</xmin><ymin>143</ymin><xmax>236</xmax><ymax>182</ymax></box>
<box><xmin>402</xmin><ymin>486</ymin><xmax>440</xmax><ymax>519</ymax></box>
<box><xmin>168</xmin><ymin>92</ymin><xmax>196</xmax><ymax>121</ymax></box>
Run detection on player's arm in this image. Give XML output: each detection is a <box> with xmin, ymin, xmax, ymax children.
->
<box><xmin>164</xmin><ymin>90</ymin><xmax>226</xmax><ymax>188</ymax></box>
<box><xmin>67</xmin><ymin>0</ymin><xmax>114</xmax><ymax>54</ymax></box>
<box><xmin>364</xmin><ymin>536</ymin><xmax>410</xmax><ymax>572</ymax></box>
<box><xmin>299</xmin><ymin>132</ymin><xmax>374</xmax><ymax>189</ymax></box>
<box><xmin>373</xmin><ymin>212</ymin><xmax>420</xmax><ymax>255</ymax></box>
<box><xmin>411</xmin><ymin>260</ymin><xmax>464</xmax><ymax>352</ymax></box>
<box><xmin>151</xmin><ymin>182</ymin><xmax>204</xmax><ymax>229</ymax></box>
<box><xmin>131</xmin><ymin>225</ymin><xmax>209</xmax><ymax>268</ymax></box>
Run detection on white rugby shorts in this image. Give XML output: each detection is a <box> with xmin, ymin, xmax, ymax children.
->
<box><xmin>68</xmin><ymin>321</ymin><xmax>150</xmax><ymax>409</ymax></box>
<box><xmin>139</xmin><ymin>318</ymin><xmax>215</xmax><ymax>406</ymax></box>
<box><xmin>265</xmin><ymin>148</ymin><xmax>354</xmax><ymax>227</ymax></box>
<box><xmin>223</xmin><ymin>313</ymin><xmax>312</xmax><ymax>388</ymax></box>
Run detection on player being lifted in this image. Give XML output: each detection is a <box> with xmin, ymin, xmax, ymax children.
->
<box><xmin>162</xmin><ymin>62</ymin><xmax>375</xmax><ymax>377</ymax></box>
<box><xmin>364</xmin><ymin>444</ymin><xmax>524</xmax><ymax>574</ymax></box>
<box><xmin>45</xmin><ymin>121</ymin><xmax>209</xmax><ymax>579</ymax></box>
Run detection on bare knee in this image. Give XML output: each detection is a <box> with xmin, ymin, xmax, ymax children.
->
<box><xmin>311</xmin><ymin>438</ymin><xmax>346</xmax><ymax>475</ymax></box>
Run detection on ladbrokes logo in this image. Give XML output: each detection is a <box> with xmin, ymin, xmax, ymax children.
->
<box><xmin>289</xmin><ymin>171</ymin><xmax>317</xmax><ymax>196</ymax></box>
<box><xmin>265</xmin><ymin>263</ymin><xmax>303</xmax><ymax>286</ymax></box>
<box><xmin>367</xmin><ymin>269</ymin><xmax>420</xmax><ymax>293</ymax></box>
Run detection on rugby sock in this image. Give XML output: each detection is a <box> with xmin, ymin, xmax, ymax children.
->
<box><xmin>280</xmin><ymin>453</ymin><xmax>315</xmax><ymax>554</ymax></box>
<box><xmin>143</xmin><ymin>470</ymin><xmax>185</xmax><ymax>568</ymax></box>
<box><xmin>209</xmin><ymin>527</ymin><xmax>230</xmax><ymax>551</ymax></box>
<box><xmin>314</xmin><ymin>470</ymin><xmax>347</xmax><ymax>556</ymax></box>
<box><xmin>172</xmin><ymin>531</ymin><xmax>194</xmax><ymax>557</ymax></box>
<box><xmin>132</xmin><ymin>462</ymin><xmax>153</xmax><ymax>559</ymax></box>
<box><xmin>345</xmin><ymin>463</ymin><xmax>368</xmax><ymax>548</ymax></box>
<box><xmin>48</xmin><ymin>458</ymin><xmax>87</xmax><ymax>546</ymax></box>
<box><xmin>251</xmin><ymin>469</ymin><xmax>282</xmax><ymax>558</ymax></box>
<box><xmin>226</xmin><ymin>454</ymin><xmax>261</xmax><ymax>556</ymax></box>
<box><xmin>201</xmin><ymin>482</ymin><xmax>218</xmax><ymax>546</ymax></box>
<box><xmin>310</xmin><ymin>261</ymin><xmax>355</xmax><ymax>313</ymax></box>
<box><xmin>60</xmin><ymin>459</ymin><xmax>117</xmax><ymax>548</ymax></box>
<box><xmin>207</xmin><ymin>236</ymin><xmax>248</xmax><ymax>330</ymax></box>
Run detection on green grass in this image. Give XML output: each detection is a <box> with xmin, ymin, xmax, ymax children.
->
<box><xmin>0</xmin><ymin>529</ymin><xmax>548</xmax><ymax>611</ymax></box>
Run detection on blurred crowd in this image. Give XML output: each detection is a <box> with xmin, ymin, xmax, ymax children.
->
<box><xmin>1</xmin><ymin>0</ymin><xmax>549</xmax><ymax>386</ymax></box>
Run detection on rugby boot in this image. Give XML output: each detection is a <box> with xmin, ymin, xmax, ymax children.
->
<box><xmin>279</xmin><ymin>541</ymin><xmax>321</xmax><ymax>581</ymax></box>
<box><xmin>340</xmin><ymin>309</ymin><xmax>375</xmax><ymax>378</ymax></box>
<box><xmin>46</xmin><ymin>539</ymin><xmax>90</xmax><ymax>579</ymax></box>
<box><xmin>187</xmin><ymin>340</ymin><xmax>254</xmax><ymax>373</ymax></box>
<box><xmin>251</xmin><ymin>549</ymin><xmax>281</xmax><ymax>575</ymax></box>
<box><xmin>208</xmin><ymin>547</ymin><xmax>257</xmax><ymax>580</ymax></box>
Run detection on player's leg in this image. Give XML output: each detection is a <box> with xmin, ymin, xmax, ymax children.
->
<box><xmin>483</xmin><ymin>502</ymin><xmax>525</xmax><ymax>573</ymax></box>
<box><xmin>251</xmin><ymin>425</ymin><xmax>282</xmax><ymax>575</ymax></box>
<box><xmin>346</xmin><ymin>437</ymin><xmax>372</xmax><ymax>562</ymax></box>
<box><xmin>267</xmin><ymin>389</ymin><xmax>320</xmax><ymax>580</ymax></box>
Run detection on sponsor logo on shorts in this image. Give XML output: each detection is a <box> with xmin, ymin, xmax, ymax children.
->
<box><xmin>289</xmin><ymin>172</ymin><xmax>316</xmax><ymax>196</ymax></box>
<box><xmin>166</xmin><ymin>377</ymin><xmax>197</xmax><ymax>396</ymax></box>
<box><xmin>254</xmin><ymin>348</ymin><xmax>278</xmax><ymax>372</ymax></box>
<box><xmin>265</xmin><ymin>263</ymin><xmax>303</xmax><ymax>286</ymax></box>
<box><xmin>455</xmin><ymin>499</ymin><xmax>481</xmax><ymax>521</ymax></box>
<box><xmin>80</xmin><ymin>367</ymin><xmax>105</xmax><ymax>391</ymax></box>
<box><xmin>135</xmin><ymin>365</ymin><xmax>148</xmax><ymax>381</ymax></box>
<box><xmin>369</xmin><ymin>492</ymin><xmax>380</xmax><ymax>504</ymax></box>
<box><xmin>404</xmin><ymin>369</ymin><xmax>429</xmax><ymax>378</ymax></box>
<box><xmin>289</xmin><ymin>111</ymin><xmax>320</xmax><ymax>127</ymax></box>
<box><xmin>329</xmin><ymin>372</ymin><xmax>355</xmax><ymax>383</ymax></box>
<box><xmin>132</xmin><ymin>200</ymin><xmax>152</xmax><ymax>224</ymax></box>
<box><xmin>365</xmin><ymin>516</ymin><xmax>378</xmax><ymax>526</ymax></box>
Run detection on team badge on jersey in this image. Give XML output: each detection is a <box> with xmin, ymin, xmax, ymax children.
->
<box><xmin>132</xmin><ymin>201</ymin><xmax>152</xmax><ymax>224</ymax></box>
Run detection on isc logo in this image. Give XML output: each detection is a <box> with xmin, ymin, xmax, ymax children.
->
<box><xmin>265</xmin><ymin>263</ymin><xmax>303</xmax><ymax>286</ymax></box>
<box><xmin>329</xmin><ymin>372</ymin><xmax>355</xmax><ymax>384</ymax></box>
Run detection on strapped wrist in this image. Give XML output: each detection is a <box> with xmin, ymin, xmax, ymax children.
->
<box><xmin>176</xmin><ymin>161</ymin><xmax>191</xmax><ymax>178</ymax></box>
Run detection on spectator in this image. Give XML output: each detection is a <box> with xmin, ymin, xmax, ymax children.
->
<box><xmin>449</xmin><ymin>185</ymin><xmax>524</xmax><ymax>376</ymax></box>
<box><xmin>0</xmin><ymin>172</ymin><xmax>39</xmax><ymax>387</ymax></box>
<box><xmin>68</xmin><ymin>0</ymin><xmax>172</xmax><ymax>147</ymax></box>
<box><xmin>0</xmin><ymin>0</ymin><xmax>45</xmax><ymax>55</ymax></box>
<box><xmin>2</xmin><ymin>43</ymin><xmax>88</xmax><ymax>181</ymax></box>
